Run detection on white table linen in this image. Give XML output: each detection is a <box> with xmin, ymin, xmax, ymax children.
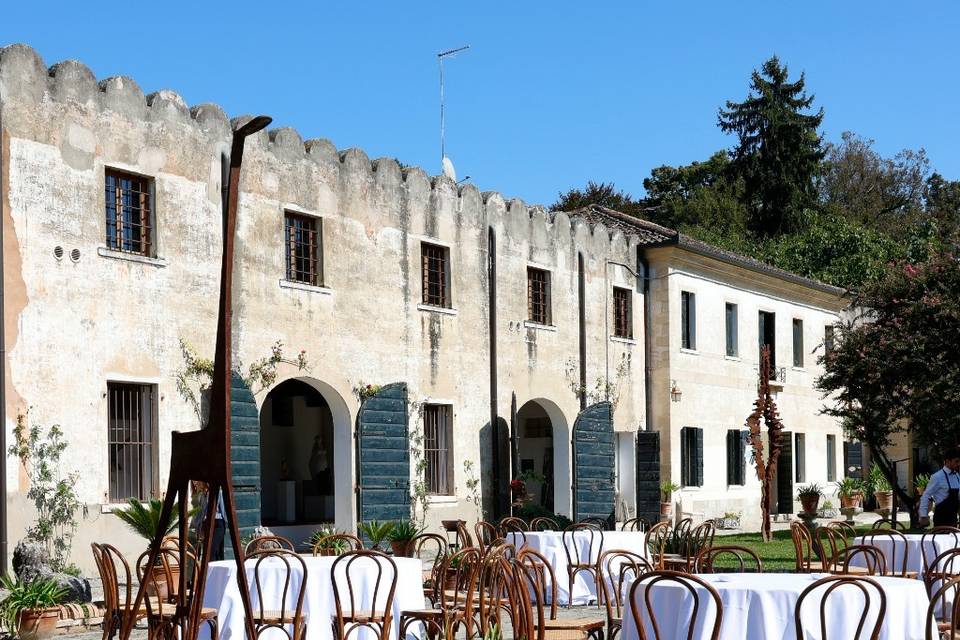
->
<box><xmin>852</xmin><ymin>534</ymin><xmax>957</xmax><ymax>577</ymax></box>
<box><xmin>201</xmin><ymin>555</ymin><xmax>426</xmax><ymax>640</ymax></box>
<box><xmin>619</xmin><ymin>572</ymin><xmax>934</xmax><ymax>640</ymax></box>
<box><xmin>507</xmin><ymin>530</ymin><xmax>648</xmax><ymax>605</ymax></box>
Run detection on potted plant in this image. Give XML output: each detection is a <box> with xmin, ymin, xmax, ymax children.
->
<box><xmin>358</xmin><ymin>520</ymin><xmax>395</xmax><ymax>551</ymax></box>
<box><xmin>112</xmin><ymin>497</ymin><xmax>181</xmax><ymax>599</ymax></box>
<box><xmin>869</xmin><ymin>464</ymin><xmax>893</xmax><ymax>512</ymax></box>
<box><xmin>835</xmin><ymin>477</ymin><xmax>864</xmax><ymax>509</ymax></box>
<box><xmin>797</xmin><ymin>483</ymin><xmax>824</xmax><ymax>514</ymax></box>
<box><xmin>388</xmin><ymin>520</ymin><xmax>422</xmax><ymax>557</ymax></box>
<box><xmin>660</xmin><ymin>481</ymin><xmax>680</xmax><ymax>518</ymax></box>
<box><xmin>306</xmin><ymin>525</ymin><xmax>348</xmax><ymax>556</ymax></box>
<box><xmin>915</xmin><ymin>473</ymin><xmax>931</xmax><ymax>497</ymax></box>
<box><xmin>721</xmin><ymin>512</ymin><xmax>741</xmax><ymax>530</ymax></box>
<box><xmin>0</xmin><ymin>576</ymin><xmax>67</xmax><ymax>640</ymax></box>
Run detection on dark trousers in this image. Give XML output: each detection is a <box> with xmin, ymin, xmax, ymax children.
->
<box><xmin>211</xmin><ymin>520</ymin><xmax>226</xmax><ymax>561</ymax></box>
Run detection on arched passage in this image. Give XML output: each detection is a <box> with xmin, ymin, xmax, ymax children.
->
<box><xmin>515</xmin><ymin>398</ymin><xmax>570</xmax><ymax>517</ymax></box>
<box><xmin>259</xmin><ymin>377</ymin><xmax>353</xmax><ymax>536</ymax></box>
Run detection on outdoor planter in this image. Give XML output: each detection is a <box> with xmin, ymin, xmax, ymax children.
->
<box><xmin>874</xmin><ymin>490</ymin><xmax>893</xmax><ymax>512</ymax></box>
<box><xmin>17</xmin><ymin>607</ymin><xmax>60</xmax><ymax>640</ymax></box>
<box><xmin>800</xmin><ymin>495</ymin><xmax>821</xmax><ymax>514</ymax></box>
<box><xmin>660</xmin><ymin>502</ymin><xmax>673</xmax><ymax>518</ymax></box>
<box><xmin>390</xmin><ymin>540</ymin><xmax>413</xmax><ymax>557</ymax></box>
<box><xmin>839</xmin><ymin>493</ymin><xmax>863</xmax><ymax>509</ymax></box>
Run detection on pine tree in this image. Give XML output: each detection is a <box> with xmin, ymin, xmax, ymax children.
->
<box><xmin>719</xmin><ymin>56</ymin><xmax>825</xmax><ymax>237</ymax></box>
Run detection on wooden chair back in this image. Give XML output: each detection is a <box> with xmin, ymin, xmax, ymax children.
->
<box><xmin>816</xmin><ymin>526</ymin><xmax>849</xmax><ymax>572</ymax></box>
<box><xmin>598</xmin><ymin>549</ymin><xmax>653</xmax><ymax>627</ymax></box>
<box><xmin>627</xmin><ymin>570</ymin><xmax>723</xmax><ymax>640</ymax></box>
<box><xmin>693</xmin><ymin>545</ymin><xmax>763</xmax><ymax>573</ymax></box>
<box><xmin>409</xmin><ymin>533</ymin><xmax>447</xmax><ymax>595</ymax></box>
<box><xmin>645</xmin><ymin>522</ymin><xmax>672</xmax><ymax>569</ymax></box>
<box><xmin>826</xmin><ymin>521</ymin><xmax>858</xmax><ymax>541</ymax></box>
<box><xmin>161</xmin><ymin>536</ymin><xmax>197</xmax><ymax>557</ymax></box>
<box><xmin>923</xmin><ymin>548</ymin><xmax>960</xmax><ymax>602</ymax></box>
<box><xmin>836</xmin><ymin>545</ymin><xmax>887</xmax><ymax>576</ymax></box>
<box><xmin>688</xmin><ymin>522</ymin><xmax>716</xmax><ymax>560</ymax></box>
<box><xmin>926</xmin><ymin>573</ymin><xmax>960</xmax><ymax>638</ymax></box>
<box><xmin>245</xmin><ymin>535</ymin><xmax>295</xmax><ymax>555</ymax></box>
<box><xmin>530</xmin><ymin>516</ymin><xmax>559</xmax><ymax>531</ymax></box>
<box><xmin>330</xmin><ymin>550</ymin><xmax>398</xmax><ymax>640</ymax></box>
<box><xmin>455</xmin><ymin>521</ymin><xmax>475</xmax><ymax>549</ymax></box>
<box><xmin>580</xmin><ymin>517</ymin><xmax>608</xmax><ymax>528</ymax></box>
<box><xmin>921</xmin><ymin>527</ymin><xmax>960</xmax><ymax>574</ymax></box>
<box><xmin>795</xmin><ymin>575</ymin><xmax>886</xmax><ymax>640</ymax></box>
<box><xmin>474</xmin><ymin>521</ymin><xmax>499</xmax><ymax>553</ymax></box>
<box><xmin>312</xmin><ymin>533</ymin><xmax>364</xmax><ymax>557</ymax></box>
<box><xmin>475</xmin><ymin>552</ymin><xmax>513</xmax><ymax>637</ymax></box>
<box><xmin>438</xmin><ymin>547</ymin><xmax>482</xmax><ymax>635</ymax></box>
<box><xmin>862</xmin><ymin>529</ymin><xmax>910</xmax><ymax>576</ymax></box>
<box><xmin>791</xmin><ymin>522</ymin><xmax>816</xmax><ymax>572</ymax></box>
<box><xmin>562</xmin><ymin>523</ymin><xmax>604</xmax><ymax>567</ymax></box>
<box><xmin>499</xmin><ymin>516</ymin><xmax>529</xmax><ymax>533</ymax></box>
<box><xmin>517</xmin><ymin>547</ymin><xmax>560</xmax><ymax>620</ymax></box>
<box><xmin>675</xmin><ymin>518</ymin><xmax>693</xmax><ymax>537</ymax></box>
<box><xmin>621</xmin><ymin>518</ymin><xmax>649</xmax><ymax>532</ymax></box>
<box><xmin>248</xmin><ymin>548</ymin><xmax>308</xmax><ymax>640</ymax></box>
<box><xmin>136</xmin><ymin>546</ymin><xmax>200</xmax><ymax>632</ymax></box>
<box><xmin>870</xmin><ymin>518</ymin><xmax>906</xmax><ymax>531</ymax></box>
<box><xmin>92</xmin><ymin>542</ymin><xmax>137</xmax><ymax>638</ymax></box>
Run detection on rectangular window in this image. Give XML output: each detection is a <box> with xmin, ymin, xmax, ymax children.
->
<box><xmin>826</xmin><ymin>435</ymin><xmax>837</xmax><ymax>482</ymax></box>
<box><xmin>824</xmin><ymin>325</ymin><xmax>835</xmax><ymax>355</ymax></box>
<box><xmin>284</xmin><ymin>212</ymin><xmax>322</xmax><ymax>286</ymax></box>
<box><xmin>108</xmin><ymin>382</ymin><xmax>157</xmax><ymax>502</ymax></box>
<box><xmin>421</xmin><ymin>243</ymin><xmax>450</xmax><ymax>307</ymax></box>
<box><xmin>792</xmin><ymin>318</ymin><xmax>804</xmax><ymax>367</ymax></box>
<box><xmin>726</xmin><ymin>429</ymin><xmax>747</xmax><ymax>485</ymax></box>
<box><xmin>105</xmin><ymin>169</ymin><xmax>153</xmax><ymax>256</ymax></box>
<box><xmin>681</xmin><ymin>291</ymin><xmax>697</xmax><ymax>350</ymax></box>
<box><xmin>423</xmin><ymin>404</ymin><xmax>453</xmax><ymax>495</ymax></box>
<box><xmin>795</xmin><ymin>433</ymin><xmax>806</xmax><ymax>483</ymax></box>
<box><xmin>758</xmin><ymin>310</ymin><xmax>776</xmax><ymax>368</ymax></box>
<box><xmin>527</xmin><ymin>267</ymin><xmax>552</xmax><ymax>325</ymax></box>
<box><xmin>725</xmin><ymin>303</ymin><xmax>739</xmax><ymax>357</ymax></box>
<box><xmin>613</xmin><ymin>287</ymin><xmax>633</xmax><ymax>339</ymax></box>
<box><xmin>680</xmin><ymin>426</ymin><xmax>703</xmax><ymax>487</ymax></box>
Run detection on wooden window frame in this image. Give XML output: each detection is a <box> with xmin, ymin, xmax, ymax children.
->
<box><xmin>104</xmin><ymin>168</ymin><xmax>154</xmax><ymax>256</ymax></box>
<box><xmin>725</xmin><ymin>302</ymin><xmax>739</xmax><ymax>357</ymax></box>
<box><xmin>107</xmin><ymin>382</ymin><xmax>158</xmax><ymax>502</ymax></box>
<box><xmin>680</xmin><ymin>426</ymin><xmax>703</xmax><ymax>487</ymax></box>
<box><xmin>421</xmin><ymin>243</ymin><xmax>451</xmax><ymax>308</ymax></box>
<box><xmin>726</xmin><ymin>429</ymin><xmax>746</xmax><ymax>485</ymax></box>
<box><xmin>792</xmin><ymin>318</ymin><xmax>804</xmax><ymax>367</ymax></box>
<box><xmin>681</xmin><ymin>291</ymin><xmax>696</xmax><ymax>350</ymax></box>
<box><xmin>527</xmin><ymin>267</ymin><xmax>552</xmax><ymax>325</ymax></box>
<box><xmin>423</xmin><ymin>404</ymin><xmax>453</xmax><ymax>495</ymax></box>
<box><xmin>613</xmin><ymin>287</ymin><xmax>633</xmax><ymax>339</ymax></box>
<box><xmin>284</xmin><ymin>211</ymin><xmax>323</xmax><ymax>286</ymax></box>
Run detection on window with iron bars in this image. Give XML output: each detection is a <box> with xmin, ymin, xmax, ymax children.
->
<box><xmin>105</xmin><ymin>169</ymin><xmax>153</xmax><ymax>256</ymax></box>
<box><xmin>423</xmin><ymin>404</ymin><xmax>453</xmax><ymax>495</ymax></box>
<box><xmin>107</xmin><ymin>382</ymin><xmax>157</xmax><ymax>502</ymax></box>
<box><xmin>284</xmin><ymin>212</ymin><xmax>323</xmax><ymax>286</ymax></box>
<box><xmin>527</xmin><ymin>267</ymin><xmax>551</xmax><ymax>325</ymax></box>
<box><xmin>613</xmin><ymin>287</ymin><xmax>632</xmax><ymax>338</ymax></box>
<box><xmin>421</xmin><ymin>243</ymin><xmax>450</xmax><ymax>307</ymax></box>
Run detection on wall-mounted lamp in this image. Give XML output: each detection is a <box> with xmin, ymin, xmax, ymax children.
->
<box><xmin>670</xmin><ymin>380</ymin><xmax>683</xmax><ymax>403</ymax></box>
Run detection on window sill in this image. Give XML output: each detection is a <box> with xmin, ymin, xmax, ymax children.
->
<box><xmin>426</xmin><ymin>494</ymin><xmax>458</xmax><ymax>505</ymax></box>
<box><xmin>279</xmin><ymin>279</ymin><xmax>333</xmax><ymax>295</ymax></box>
<box><xmin>102</xmin><ymin>503</ymin><xmax>126</xmax><ymax>514</ymax></box>
<box><xmin>679</xmin><ymin>348</ymin><xmax>699</xmax><ymax>356</ymax></box>
<box><xmin>724</xmin><ymin>355</ymin><xmax>741</xmax><ymax>362</ymax></box>
<box><xmin>97</xmin><ymin>247</ymin><xmax>167</xmax><ymax>267</ymax></box>
<box><xmin>417</xmin><ymin>304</ymin><xmax>458</xmax><ymax>316</ymax></box>
<box><xmin>791</xmin><ymin>366</ymin><xmax>806</xmax><ymax>372</ymax></box>
<box><xmin>523</xmin><ymin>321</ymin><xmax>556</xmax><ymax>332</ymax></box>
<box><xmin>609</xmin><ymin>335</ymin><xmax>637</xmax><ymax>345</ymax></box>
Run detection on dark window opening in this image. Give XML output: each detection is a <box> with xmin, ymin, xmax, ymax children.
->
<box><xmin>827</xmin><ymin>435</ymin><xmax>837</xmax><ymax>482</ymax></box>
<box><xmin>105</xmin><ymin>169</ymin><xmax>153</xmax><ymax>256</ymax></box>
<box><xmin>108</xmin><ymin>382</ymin><xmax>157</xmax><ymax>502</ymax></box>
<box><xmin>284</xmin><ymin>212</ymin><xmax>322</xmax><ymax>286</ymax></box>
<box><xmin>795</xmin><ymin>433</ymin><xmax>806</xmax><ymax>483</ymax></box>
<box><xmin>613</xmin><ymin>287</ymin><xmax>633</xmax><ymax>339</ymax></box>
<box><xmin>759</xmin><ymin>310</ymin><xmax>776</xmax><ymax>368</ymax></box>
<box><xmin>527</xmin><ymin>267</ymin><xmax>552</xmax><ymax>325</ymax></box>
<box><xmin>792</xmin><ymin>318</ymin><xmax>804</xmax><ymax>368</ymax></box>
<box><xmin>681</xmin><ymin>291</ymin><xmax>697</xmax><ymax>350</ymax></box>
<box><xmin>423</xmin><ymin>404</ymin><xmax>453</xmax><ymax>495</ymax></box>
<box><xmin>680</xmin><ymin>426</ymin><xmax>703</xmax><ymax>487</ymax></box>
<box><xmin>421</xmin><ymin>243</ymin><xmax>450</xmax><ymax>307</ymax></box>
<box><xmin>725</xmin><ymin>303</ymin><xmax>739</xmax><ymax>357</ymax></box>
<box><xmin>726</xmin><ymin>429</ymin><xmax>746</xmax><ymax>485</ymax></box>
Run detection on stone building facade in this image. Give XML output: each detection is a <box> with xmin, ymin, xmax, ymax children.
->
<box><xmin>0</xmin><ymin>44</ymin><xmax>847</xmax><ymax>572</ymax></box>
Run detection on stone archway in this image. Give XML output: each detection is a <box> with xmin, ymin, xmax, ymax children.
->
<box><xmin>515</xmin><ymin>398</ymin><xmax>571</xmax><ymax>517</ymax></box>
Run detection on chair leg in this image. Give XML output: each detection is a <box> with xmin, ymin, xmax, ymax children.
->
<box><xmin>568</xmin><ymin>569</ymin><xmax>575</xmax><ymax>608</ymax></box>
<box><xmin>206</xmin><ymin>618</ymin><xmax>218</xmax><ymax>640</ymax></box>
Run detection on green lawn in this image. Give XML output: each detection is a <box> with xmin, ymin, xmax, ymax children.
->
<box><xmin>713</xmin><ymin>525</ymin><xmax>879</xmax><ymax>571</ymax></box>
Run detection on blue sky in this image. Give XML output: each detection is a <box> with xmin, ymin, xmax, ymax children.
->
<box><xmin>1</xmin><ymin>2</ymin><xmax>957</xmax><ymax>206</ymax></box>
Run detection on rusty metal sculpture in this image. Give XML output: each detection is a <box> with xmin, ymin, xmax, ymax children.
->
<box><xmin>746</xmin><ymin>346</ymin><xmax>786</xmax><ymax>542</ymax></box>
<box><xmin>120</xmin><ymin>115</ymin><xmax>272</xmax><ymax>640</ymax></box>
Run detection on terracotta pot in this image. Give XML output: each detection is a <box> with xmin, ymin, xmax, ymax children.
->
<box><xmin>18</xmin><ymin>607</ymin><xmax>60</xmax><ymax>640</ymax></box>
<box><xmin>799</xmin><ymin>495</ymin><xmax>821</xmax><ymax>514</ymax></box>
<box><xmin>390</xmin><ymin>540</ymin><xmax>412</xmax><ymax>557</ymax></box>
<box><xmin>660</xmin><ymin>502</ymin><xmax>673</xmax><ymax>517</ymax></box>
<box><xmin>315</xmin><ymin>548</ymin><xmax>338</xmax><ymax>557</ymax></box>
<box><xmin>874</xmin><ymin>490</ymin><xmax>893</xmax><ymax>511</ymax></box>
<box><xmin>443</xmin><ymin>570</ymin><xmax>459</xmax><ymax>592</ymax></box>
<box><xmin>839</xmin><ymin>493</ymin><xmax>863</xmax><ymax>509</ymax></box>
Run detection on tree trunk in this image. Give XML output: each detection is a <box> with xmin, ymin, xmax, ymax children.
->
<box><xmin>872</xmin><ymin>447</ymin><xmax>919</xmax><ymax>528</ymax></box>
<box><xmin>760</xmin><ymin>475</ymin><xmax>772</xmax><ymax>542</ymax></box>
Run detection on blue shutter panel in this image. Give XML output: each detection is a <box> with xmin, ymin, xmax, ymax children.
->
<box><xmin>694</xmin><ymin>427</ymin><xmax>704</xmax><ymax>487</ymax></box>
<box><xmin>573</xmin><ymin>402</ymin><xmax>615</xmax><ymax>525</ymax></box>
<box><xmin>357</xmin><ymin>383</ymin><xmax>410</xmax><ymax>524</ymax></box>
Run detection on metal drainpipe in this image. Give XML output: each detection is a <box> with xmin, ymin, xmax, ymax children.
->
<box><xmin>638</xmin><ymin>247</ymin><xmax>654</xmax><ymax>434</ymax></box>
<box><xmin>578</xmin><ymin>252</ymin><xmax>586</xmax><ymax>411</ymax></box>
<box><xmin>487</xmin><ymin>226</ymin><xmax>501</xmax><ymax>518</ymax></box>
<box><xmin>0</xmin><ymin>109</ymin><xmax>8</xmax><ymax>573</ymax></box>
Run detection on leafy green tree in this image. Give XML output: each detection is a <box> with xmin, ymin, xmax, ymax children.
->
<box><xmin>817</xmin><ymin>249</ymin><xmax>960</xmax><ymax>526</ymax></box>
<box><xmin>550</xmin><ymin>181</ymin><xmax>646</xmax><ymax>216</ymax></box>
<box><xmin>718</xmin><ymin>55</ymin><xmax>825</xmax><ymax>237</ymax></box>
<box><xmin>926</xmin><ymin>172</ymin><xmax>960</xmax><ymax>236</ymax></box>
<box><xmin>643</xmin><ymin>151</ymin><xmax>748</xmax><ymax>231</ymax></box>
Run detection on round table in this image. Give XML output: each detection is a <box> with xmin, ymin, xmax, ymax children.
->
<box><xmin>619</xmin><ymin>572</ymin><xmax>933</xmax><ymax>640</ymax></box>
<box><xmin>201</xmin><ymin>555</ymin><xmax>426</xmax><ymax>640</ymax></box>
<box><xmin>507</xmin><ymin>530</ymin><xmax>648</xmax><ymax>605</ymax></box>
<box><xmin>852</xmin><ymin>534</ymin><xmax>957</xmax><ymax>577</ymax></box>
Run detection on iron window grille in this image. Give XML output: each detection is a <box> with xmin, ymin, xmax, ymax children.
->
<box><xmin>284</xmin><ymin>212</ymin><xmax>323</xmax><ymax>286</ymax></box>
<box><xmin>527</xmin><ymin>267</ymin><xmax>552</xmax><ymax>325</ymax></box>
<box><xmin>105</xmin><ymin>169</ymin><xmax>153</xmax><ymax>256</ymax></box>
<box><xmin>107</xmin><ymin>382</ymin><xmax>157</xmax><ymax>502</ymax></box>
<box><xmin>613</xmin><ymin>287</ymin><xmax>632</xmax><ymax>338</ymax></box>
<box><xmin>423</xmin><ymin>404</ymin><xmax>453</xmax><ymax>495</ymax></box>
<box><xmin>421</xmin><ymin>243</ymin><xmax>450</xmax><ymax>307</ymax></box>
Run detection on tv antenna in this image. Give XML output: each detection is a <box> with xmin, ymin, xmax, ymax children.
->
<box><xmin>438</xmin><ymin>45</ymin><xmax>470</xmax><ymax>178</ymax></box>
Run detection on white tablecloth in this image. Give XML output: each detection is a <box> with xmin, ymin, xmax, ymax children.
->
<box><xmin>507</xmin><ymin>530</ymin><xmax>648</xmax><ymax>605</ymax></box>
<box><xmin>852</xmin><ymin>534</ymin><xmax>957</xmax><ymax>577</ymax></box>
<box><xmin>201</xmin><ymin>556</ymin><xmax>426</xmax><ymax>640</ymax></box>
<box><xmin>619</xmin><ymin>572</ymin><xmax>933</xmax><ymax>640</ymax></box>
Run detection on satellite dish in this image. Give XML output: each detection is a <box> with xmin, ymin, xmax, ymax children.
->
<box><xmin>442</xmin><ymin>156</ymin><xmax>457</xmax><ymax>182</ymax></box>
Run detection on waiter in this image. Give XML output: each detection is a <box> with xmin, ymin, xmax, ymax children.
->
<box><xmin>918</xmin><ymin>447</ymin><xmax>960</xmax><ymax>528</ymax></box>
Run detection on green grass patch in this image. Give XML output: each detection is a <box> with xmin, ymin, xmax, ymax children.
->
<box><xmin>711</xmin><ymin>525</ymin><xmax>877</xmax><ymax>571</ymax></box>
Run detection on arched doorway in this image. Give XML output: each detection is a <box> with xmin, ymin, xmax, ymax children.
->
<box><xmin>515</xmin><ymin>399</ymin><xmax>570</xmax><ymax>516</ymax></box>
<box><xmin>259</xmin><ymin>378</ymin><xmax>353</xmax><ymax>533</ymax></box>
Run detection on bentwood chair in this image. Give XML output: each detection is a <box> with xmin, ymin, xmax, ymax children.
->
<box><xmin>826</xmin><ymin>520</ymin><xmax>858</xmax><ymax>541</ymax></box>
<box><xmin>91</xmin><ymin>543</ymin><xmax>146</xmax><ymax>640</ymax></box>
<box><xmin>330</xmin><ymin>550</ymin><xmax>398</xmax><ymax>640</ymax></box>
<box><xmin>923</xmin><ymin>548</ymin><xmax>960</xmax><ymax>607</ymax></box>
<box><xmin>475</xmin><ymin>549</ymin><xmax>514</xmax><ymax>637</ymax></box>
<box><xmin>620</xmin><ymin>518</ymin><xmax>649</xmax><ymax>532</ymax></box>
<box><xmin>399</xmin><ymin>547</ymin><xmax>480</xmax><ymax>640</ymax></box>
<box><xmin>627</xmin><ymin>571</ymin><xmax>723</xmax><ymax>640</ymax></box>
<box><xmin>312</xmin><ymin>534</ymin><xmax>364</xmax><ymax>557</ymax></box>
<box><xmin>597</xmin><ymin>549</ymin><xmax>653</xmax><ymax>640</ymax></box>
<box><xmin>834</xmin><ymin>545</ymin><xmax>887</xmax><ymax>576</ymax></box>
<box><xmin>512</xmin><ymin>551</ymin><xmax>606</xmax><ymax>640</ymax></box>
<box><xmin>871</xmin><ymin>517</ymin><xmax>907</xmax><ymax>531</ymax></box>
<box><xmin>791</xmin><ymin>522</ymin><xmax>817</xmax><ymax>572</ymax></box>
<box><xmin>474</xmin><ymin>521</ymin><xmax>499</xmax><ymax>554</ymax></box>
<box><xmin>795</xmin><ymin>575</ymin><xmax>886</xmax><ymax>640</ymax></box>
<box><xmin>562</xmin><ymin>524</ymin><xmax>605</xmax><ymax>607</ymax></box>
<box><xmin>693</xmin><ymin>545</ymin><xmax>763</xmax><ymax>573</ymax></box>
<box><xmin>674</xmin><ymin>518</ymin><xmax>694</xmax><ymax>538</ymax></box>
<box><xmin>920</xmin><ymin>527</ymin><xmax>960</xmax><ymax>575</ymax></box>
<box><xmin>499</xmin><ymin>517</ymin><xmax>529</xmax><ymax>546</ymax></box>
<box><xmin>645</xmin><ymin>522</ymin><xmax>672</xmax><ymax>570</ymax></box>
<box><xmin>408</xmin><ymin>533</ymin><xmax>448</xmax><ymax>605</ymax></box>
<box><xmin>530</xmin><ymin>517</ymin><xmax>560</xmax><ymax>532</ymax></box>
<box><xmin>455</xmin><ymin>522</ymin><xmax>475</xmax><ymax>550</ymax></box>
<box><xmin>136</xmin><ymin>547</ymin><xmax>219</xmax><ymax>640</ymax></box>
<box><xmin>248</xmin><ymin>548</ymin><xmax>308</xmax><ymax>640</ymax></box>
<box><xmin>245</xmin><ymin>535</ymin><xmax>296</xmax><ymax>555</ymax></box>
<box><xmin>816</xmin><ymin>526</ymin><xmax>871</xmax><ymax>575</ymax></box>
<box><xmin>862</xmin><ymin>529</ymin><xmax>916</xmax><ymax>578</ymax></box>
<box><xmin>685</xmin><ymin>522</ymin><xmax>716</xmax><ymax>568</ymax></box>
<box><xmin>925</xmin><ymin>573</ymin><xmax>960</xmax><ymax>638</ymax></box>
<box><xmin>580</xmin><ymin>517</ymin><xmax>608</xmax><ymax>528</ymax></box>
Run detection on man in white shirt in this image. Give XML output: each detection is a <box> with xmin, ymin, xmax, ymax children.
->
<box><xmin>919</xmin><ymin>448</ymin><xmax>960</xmax><ymax>528</ymax></box>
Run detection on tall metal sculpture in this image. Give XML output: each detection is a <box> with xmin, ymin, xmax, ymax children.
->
<box><xmin>121</xmin><ymin>115</ymin><xmax>272</xmax><ymax>640</ymax></box>
<box><xmin>746</xmin><ymin>346</ymin><xmax>785</xmax><ymax>542</ymax></box>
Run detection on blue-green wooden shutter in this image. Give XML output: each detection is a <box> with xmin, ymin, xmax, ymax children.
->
<box><xmin>572</xmin><ymin>402</ymin><xmax>615</xmax><ymax>525</ymax></box>
<box><xmin>357</xmin><ymin>383</ymin><xmax>410</xmax><ymax>524</ymax></box>
<box><xmin>694</xmin><ymin>427</ymin><xmax>704</xmax><ymax>487</ymax></box>
<box><xmin>229</xmin><ymin>372</ymin><xmax>260</xmax><ymax>558</ymax></box>
<box><xmin>777</xmin><ymin>431</ymin><xmax>794</xmax><ymax>514</ymax></box>
<box><xmin>635</xmin><ymin>431</ymin><xmax>660</xmax><ymax>524</ymax></box>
